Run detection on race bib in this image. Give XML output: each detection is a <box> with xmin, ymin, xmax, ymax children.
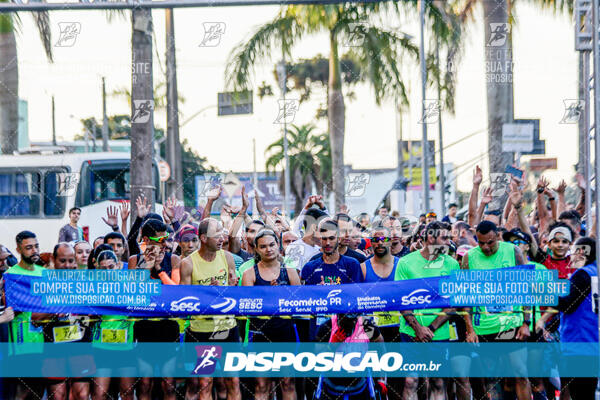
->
<box><xmin>101</xmin><ymin>328</ymin><xmax>127</xmax><ymax>344</ymax></box>
<box><xmin>53</xmin><ymin>325</ymin><xmax>83</xmax><ymax>343</ymax></box>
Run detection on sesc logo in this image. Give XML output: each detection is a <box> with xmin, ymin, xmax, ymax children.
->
<box><xmin>326</xmin><ymin>289</ymin><xmax>342</xmax><ymax>298</ymax></box>
<box><xmin>401</xmin><ymin>289</ymin><xmax>433</xmax><ymax>306</ymax></box>
<box><xmin>171</xmin><ymin>296</ymin><xmax>202</xmax><ymax>312</ymax></box>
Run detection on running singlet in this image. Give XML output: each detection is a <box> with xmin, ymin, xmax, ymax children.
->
<box><xmin>189</xmin><ymin>250</ymin><xmax>236</xmax><ymax>333</ymax></box>
<box><xmin>5</xmin><ymin>264</ymin><xmax>45</xmax><ymax>355</ymax></box>
<box><xmin>467</xmin><ymin>241</ymin><xmax>522</xmax><ymax>335</ymax></box>
<box><xmin>364</xmin><ymin>257</ymin><xmax>400</xmax><ymax>327</ymax></box>
<box><xmin>249</xmin><ymin>264</ymin><xmax>294</xmax><ymax>339</ymax></box>
<box><xmin>395</xmin><ymin>252</ymin><xmax>459</xmax><ymax>341</ymax></box>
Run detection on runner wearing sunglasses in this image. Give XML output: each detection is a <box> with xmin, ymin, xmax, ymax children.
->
<box><xmin>128</xmin><ymin>219</ymin><xmax>181</xmax><ymax>400</ymax></box>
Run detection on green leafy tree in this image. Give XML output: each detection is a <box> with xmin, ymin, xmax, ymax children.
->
<box><xmin>226</xmin><ymin>3</ymin><xmax>426</xmax><ymax>210</ymax></box>
<box><xmin>265</xmin><ymin>123</ymin><xmax>331</xmax><ymax>214</ymax></box>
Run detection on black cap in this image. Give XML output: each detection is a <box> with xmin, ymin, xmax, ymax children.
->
<box><xmin>502</xmin><ymin>228</ymin><xmax>532</xmax><ymax>245</ymax></box>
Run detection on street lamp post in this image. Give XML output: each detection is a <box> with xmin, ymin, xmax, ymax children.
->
<box><xmin>419</xmin><ymin>0</ymin><xmax>430</xmax><ymax>212</ymax></box>
<box><xmin>277</xmin><ymin>59</ymin><xmax>291</xmax><ymax>218</ymax></box>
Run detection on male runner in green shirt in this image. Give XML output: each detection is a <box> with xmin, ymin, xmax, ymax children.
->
<box><xmin>461</xmin><ymin>220</ymin><xmax>532</xmax><ymax>400</ymax></box>
<box><xmin>395</xmin><ymin>221</ymin><xmax>471</xmax><ymax>400</ymax></box>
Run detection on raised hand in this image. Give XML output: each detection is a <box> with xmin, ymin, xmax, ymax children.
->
<box><xmin>481</xmin><ymin>186</ymin><xmax>493</xmax><ymax>205</ymax></box>
<box><xmin>576</xmin><ymin>173</ymin><xmax>586</xmax><ymax>190</ymax></box>
<box><xmin>508</xmin><ymin>185</ymin><xmax>523</xmax><ymax>209</ymax></box>
<box><xmin>208</xmin><ymin>185</ymin><xmax>223</xmax><ymax>202</ymax></box>
<box><xmin>554</xmin><ymin>180</ymin><xmax>567</xmax><ymax>195</ymax></box>
<box><xmin>536</xmin><ymin>176</ymin><xmax>549</xmax><ymax>192</ymax></box>
<box><xmin>120</xmin><ymin>201</ymin><xmax>130</xmax><ymax>224</ymax></box>
<box><xmin>101</xmin><ymin>205</ymin><xmax>119</xmax><ymax>229</ymax></box>
<box><xmin>163</xmin><ymin>195</ymin><xmax>176</xmax><ymax>224</ymax></box>
<box><xmin>135</xmin><ymin>195</ymin><xmax>150</xmax><ymax>219</ymax></box>
<box><xmin>473</xmin><ymin>165</ymin><xmax>483</xmax><ymax>186</ymax></box>
<box><xmin>241</xmin><ymin>186</ymin><xmax>249</xmax><ymax>212</ymax></box>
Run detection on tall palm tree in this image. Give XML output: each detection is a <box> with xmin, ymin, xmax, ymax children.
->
<box><xmin>226</xmin><ymin>3</ymin><xmax>424</xmax><ymax>211</ymax></box>
<box><xmin>265</xmin><ymin>123</ymin><xmax>331</xmax><ymax>214</ymax></box>
<box><xmin>0</xmin><ymin>9</ymin><xmax>53</xmax><ymax>154</ymax></box>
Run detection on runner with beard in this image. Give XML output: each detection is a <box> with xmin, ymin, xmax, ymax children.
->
<box><xmin>395</xmin><ymin>221</ymin><xmax>469</xmax><ymax>400</ymax></box>
<box><xmin>180</xmin><ymin>218</ymin><xmax>240</xmax><ymax>400</ymax></box>
<box><xmin>359</xmin><ymin>223</ymin><xmax>401</xmax><ymax>400</ymax></box>
<box><xmin>4</xmin><ymin>231</ymin><xmax>47</xmax><ymax>400</ymax></box>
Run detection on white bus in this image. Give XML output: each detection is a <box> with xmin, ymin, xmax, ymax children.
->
<box><xmin>0</xmin><ymin>152</ymin><xmax>162</xmax><ymax>254</ymax></box>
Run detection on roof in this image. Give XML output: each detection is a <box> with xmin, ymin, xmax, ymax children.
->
<box><xmin>0</xmin><ymin>152</ymin><xmax>133</xmax><ymax>168</ymax></box>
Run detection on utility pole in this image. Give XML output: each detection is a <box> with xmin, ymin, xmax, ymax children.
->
<box><xmin>436</xmin><ymin>37</ymin><xmax>446</xmax><ymax>216</ymax></box>
<box><xmin>419</xmin><ymin>0</ymin><xmax>430</xmax><ymax>212</ymax></box>
<box><xmin>130</xmin><ymin>8</ymin><xmax>155</xmax><ymax>223</ymax></box>
<box><xmin>165</xmin><ymin>8</ymin><xmax>183</xmax><ymax>199</ymax></box>
<box><xmin>101</xmin><ymin>77</ymin><xmax>109</xmax><ymax>151</ymax></box>
<box><xmin>276</xmin><ymin>57</ymin><xmax>291</xmax><ymax>218</ymax></box>
<box><xmin>51</xmin><ymin>96</ymin><xmax>57</xmax><ymax>146</ymax></box>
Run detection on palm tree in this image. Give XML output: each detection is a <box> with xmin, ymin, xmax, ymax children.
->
<box><xmin>265</xmin><ymin>123</ymin><xmax>331</xmax><ymax>214</ymax></box>
<box><xmin>0</xmin><ymin>9</ymin><xmax>53</xmax><ymax>154</ymax></box>
<box><xmin>226</xmin><ymin>3</ymin><xmax>424</xmax><ymax>211</ymax></box>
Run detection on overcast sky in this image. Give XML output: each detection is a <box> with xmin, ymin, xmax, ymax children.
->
<box><xmin>17</xmin><ymin>2</ymin><xmax>579</xmax><ymax>192</ymax></box>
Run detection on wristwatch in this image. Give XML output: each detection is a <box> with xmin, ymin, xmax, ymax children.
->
<box><xmin>523</xmin><ymin>319</ymin><xmax>531</xmax><ymax>326</ymax></box>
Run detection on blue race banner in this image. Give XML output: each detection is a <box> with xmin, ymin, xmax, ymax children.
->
<box><xmin>4</xmin><ymin>273</ymin><xmax>451</xmax><ymax>316</ymax></box>
<box><xmin>5</xmin><ymin>265</ymin><xmax>564</xmax><ymax>317</ymax></box>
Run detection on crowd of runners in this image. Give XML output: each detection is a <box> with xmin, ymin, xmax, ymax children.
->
<box><xmin>0</xmin><ymin>165</ymin><xmax>597</xmax><ymax>400</ymax></box>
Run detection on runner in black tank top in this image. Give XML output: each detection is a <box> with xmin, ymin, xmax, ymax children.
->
<box><xmin>249</xmin><ymin>263</ymin><xmax>296</xmax><ymax>342</ymax></box>
<box><xmin>241</xmin><ymin>230</ymin><xmax>301</xmax><ymax>400</ymax></box>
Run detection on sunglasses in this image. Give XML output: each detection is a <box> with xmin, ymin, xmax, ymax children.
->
<box><xmin>148</xmin><ymin>234</ymin><xmax>169</xmax><ymax>244</ymax></box>
<box><xmin>511</xmin><ymin>240</ymin><xmax>527</xmax><ymax>246</ymax></box>
<box><xmin>426</xmin><ymin>213</ymin><xmax>437</xmax><ymax>218</ymax></box>
<box><xmin>371</xmin><ymin>236</ymin><xmax>390</xmax><ymax>243</ymax></box>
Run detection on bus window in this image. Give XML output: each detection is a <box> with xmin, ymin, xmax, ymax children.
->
<box><xmin>0</xmin><ymin>172</ymin><xmax>41</xmax><ymax>217</ymax></box>
<box><xmin>44</xmin><ymin>171</ymin><xmax>66</xmax><ymax>216</ymax></box>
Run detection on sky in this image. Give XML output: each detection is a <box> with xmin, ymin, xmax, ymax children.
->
<box><xmin>16</xmin><ymin>2</ymin><xmax>581</xmax><ymax>192</ymax></box>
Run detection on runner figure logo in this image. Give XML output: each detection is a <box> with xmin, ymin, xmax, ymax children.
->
<box><xmin>345</xmin><ymin>173</ymin><xmax>370</xmax><ymax>197</ymax></box>
<box><xmin>274</xmin><ymin>99</ymin><xmax>299</xmax><ymax>124</ymax></box>
<box><xmin>487</xmin><ymin>23</ymin><xmax>510</xmax><ymax>47</ymax></box>
<box><xmin>419</xmin><ymin>100</ymin><xmax>441</xmax><ymax>124</ymax></box>
<box><xmin>193</xmin><ymin>345</ymin><xmax>223</xmax><ymax>375</ymax></box>
<box><xmin>344</xmin><ymin>22</ymin><xmax>368</xmax><ymax>46</ymax></box>
<box><xmin>560</xmin><ymin>100</ymin><xmax>584</xmax><ymax>124</ymax></box>
<box><xmin>55</xmin><ymin>22</ymin><xmax>81</xmax><ymax>47</ymax></box>
<box><xmin>199</xmin><ymin>22</ymin><xmax>226</xmax><ymax>47</ymax></box>
<box><xmin>58</xmin><ymin>172</ymin><xmax>80</xmax><ymax>197</ymax></box>
<box><xmin>132</xmin><ymin>100</ymin><xmax>154</xmax><ymax>124</ymax></box>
